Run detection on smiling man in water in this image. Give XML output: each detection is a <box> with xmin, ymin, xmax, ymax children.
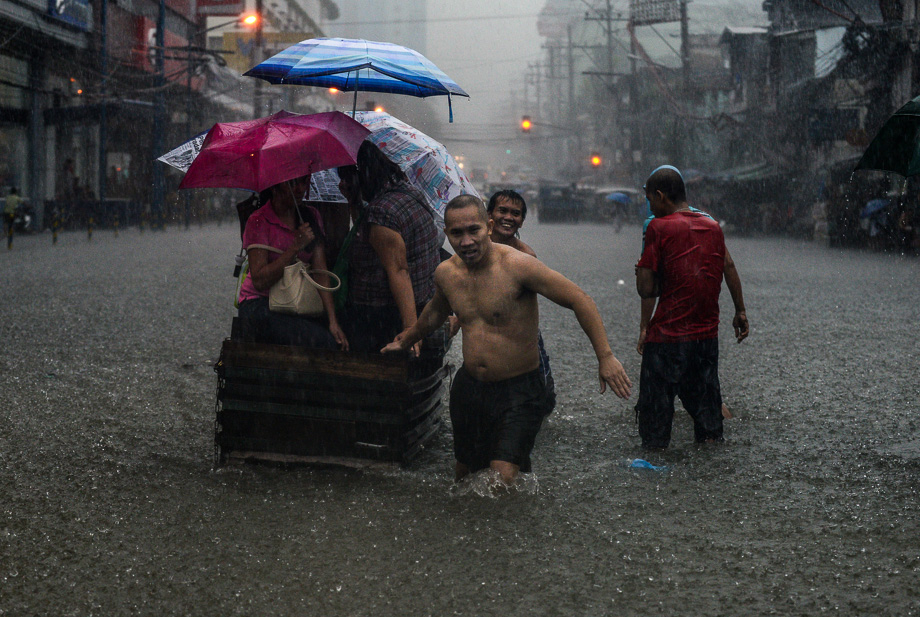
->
<box><xmin>487</xmin><ymin>189</ymin><xmax>537</xmax><ymax>257</ymax></box>
<box><xmin>382</xmin><ymin>194</ymin><xmax>632</xmax><ymax>484</ymax></box>
<box><xmin>481</xmin><ymin>189</ymin><xmax>556</xmax><ymax>412</ymax></box>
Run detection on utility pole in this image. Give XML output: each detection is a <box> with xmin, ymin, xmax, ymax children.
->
<box><xmin>628</xmin><ymin>18</ymin><xmax>638</xmax><ymax>184</ymax></box>
<box><xmin>523</xmin><ymin>63</ymin><xmax>530</xmax><ymax>114</ymax></box>
<box><xmin>548</xmin><ymin>44</ymin><xmax>559</xmax><ymax>125</ymax></box>
<box><xmin>680</xmin><ymin>0</ymin><xmax>690</xmax><ymax>95</ymax></box>
<box><xmin>98</xmin><ymin>0</ymin><xmax>107</xmax><ymax>207</ymax></box>
<box><xmin>253</xmin><ymin>0</ymin><xmax>263</xmax><ymax>117</ymax></box>
<box><xmin>606</xmin><ymin>0</ymin><xmax>614</xmax><ymax>80</ymax></box>
<box><xmin>567</xmin><ymin>24</ymin><xmax>579</xmax><ymax>171</ymax></box>
<box><xmin>152</xmin><ymin>0</ymin><xmax>166</xmax><ymax>228</ymax></box>
<box><xmin>535</xmin><ymin>62</ymin><xmax>542</xmax><ymax>121</ymax></box>
<box><xmin>567</xmin><ymin>25</ymin><xmax>575</xmax><ymax>116</ymax></box>
<box><xmin>185</xmin><ymin>31</ymin><xmax>193</xmax><ymax>229</ymax></box>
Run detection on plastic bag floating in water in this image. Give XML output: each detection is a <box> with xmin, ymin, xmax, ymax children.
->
<box><xmin>627</xmin><ymin>458</ymin><xmax>668</xmax><ymax>472</ymax></box>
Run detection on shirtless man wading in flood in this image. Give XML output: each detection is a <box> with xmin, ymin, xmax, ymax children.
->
<box><xmin>382</xmin><ymin>195</ymin><xmax>632</xmax><ymax>484</ymax></box>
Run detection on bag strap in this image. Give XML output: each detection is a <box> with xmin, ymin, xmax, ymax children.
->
<box><xmin>245</xmin><ymin>243</ymin><xmax>284</xmax><ymax>254</ymax></box>
<box><xmin>300</xmin><ymin>268</ymin><xmax>342</xmax><ymax>292</ymax></box>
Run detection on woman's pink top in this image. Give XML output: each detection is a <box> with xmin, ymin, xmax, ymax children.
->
<box><xmin>238</xmin><ymin>202</ymin><xmax>324</xmax><ymax>302</ymax></box>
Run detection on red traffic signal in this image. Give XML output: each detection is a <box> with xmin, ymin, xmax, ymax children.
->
<box><xmin>590</xmin><ymin>153</ymin><xmax>602</xmax><ymax>167</ymax></box>
<box><xmin>521</xmin><ymin>115</ymin><xmax>532</xmax><ymax>132</ymax></box>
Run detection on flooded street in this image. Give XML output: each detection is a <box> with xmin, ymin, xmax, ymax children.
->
<box><xmin>2</xmin><ymin>221</ymin><xmax>919</xmax><ymax>616</ymax></box>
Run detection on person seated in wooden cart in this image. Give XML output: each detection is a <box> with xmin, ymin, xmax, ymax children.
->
<box><xmin>382</xmin><ymin>195</ymin><xmax>632</xmax><ymax>485</ymax></box>
<box><xmin>341</xmin><ymin>142</ymin><xmax>441</xmax><ymax>354</ymax></box>
<box><xmin>237</xmin><ymin>174</ymin><xmax>348</xmax><ymax>350</ymax></box>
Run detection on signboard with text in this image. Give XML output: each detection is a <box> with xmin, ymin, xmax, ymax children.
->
<box><xmin>197</xmin><ymin>0</ymin><xmax>244</xmax><ymax>17</ymax></box>
<box><xmin>630</xmin><ymin>0</ymin><xmax>681</xmax><ymax>26</ymax></box>
<box><xmin>48</xmin><ymin>0</ymin><xmax>91</xmax><ymax>31</ymax></box>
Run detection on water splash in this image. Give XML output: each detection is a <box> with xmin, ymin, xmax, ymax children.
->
<box><xmin>449</xmin><ymin>468</ymin><xmax>540</xmax><ymax>498</ymax></box>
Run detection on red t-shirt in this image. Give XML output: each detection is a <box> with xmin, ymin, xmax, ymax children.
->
<box><xmin>637</xmin><ymin>211</ymin><xmax>725</xmax><ymax>343</ymax></box>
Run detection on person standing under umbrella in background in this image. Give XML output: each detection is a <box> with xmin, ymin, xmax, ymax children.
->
<box><xmin>237</xmin><ymin>175</ymin><xmax>348</xmax><ymax>350</ymax></box>
<box><xmin>344</xmin><ymin>142</ymin><xmax>439</xmax><ymax>354</ymax></box>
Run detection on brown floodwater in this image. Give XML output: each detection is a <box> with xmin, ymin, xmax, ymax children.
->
<box><xmin>1</xmin><ymin>220</ymin><xmax>918</xmax><ymax>616</ymax></box>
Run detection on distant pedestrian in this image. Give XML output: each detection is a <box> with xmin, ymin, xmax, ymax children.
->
<box><xmin>634</xmin><ymin>167</ymin><xmax>749</xmax><ymax>448</ymax></box>
<box><xmin>4</xmin><ymin>187</ymin><xmax>21</xmax><ymax>250</ymax></box>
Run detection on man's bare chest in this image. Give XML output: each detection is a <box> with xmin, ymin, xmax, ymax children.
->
<box><xmin>445</xmin><ymin>272</ymin><xmax>531</xmax><ymax>326</ymax></box>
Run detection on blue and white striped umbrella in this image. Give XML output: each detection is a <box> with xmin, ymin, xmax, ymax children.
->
<box><xmin>245</xmin><ymin>38</ymin><xmax>469</xmax><ymax>120</ymax></box>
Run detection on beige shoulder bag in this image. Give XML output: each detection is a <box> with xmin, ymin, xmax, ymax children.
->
<box><xmin>246</xmin><ymin>244</ymin><xmax>341</xmax><ymax>317</ymax></box>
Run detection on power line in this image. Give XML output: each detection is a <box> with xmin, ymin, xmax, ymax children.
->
<box><xmin>328</xmin><ymin>11</ymin><xmax>582</xmax><ymax>27</ymax></box>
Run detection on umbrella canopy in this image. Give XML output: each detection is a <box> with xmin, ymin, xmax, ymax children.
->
<box><xmin>854</xmin><ymin>95</ymin><xmax>920</xmax><ymax>176</ymax></box>
<box><xmin>176</xmin><ymin>110</ymin><xmax>370</xmax><ymax>193</ymax></box>
<box><xmin>606</xmin><ymin>192</ymin><xmax>632</xmax><ymax>204</ymax></box>
<box><xmin>244</xmin><ymin>38</ymin><xmax>469</xmax><ymax>120</ymax></box>
<box><xmin>313</xmin><ymin>111</ymin><xmax>479</xmax><ymax>222</ymax></box>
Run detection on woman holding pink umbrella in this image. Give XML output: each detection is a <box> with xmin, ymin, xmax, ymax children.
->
<box><xmin>237</xmin><ymin>174</ymin><xmax>348</xmax><ymax>350</ymax></box>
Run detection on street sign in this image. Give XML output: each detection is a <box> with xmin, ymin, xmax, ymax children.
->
<box><xmin>630</xmin><ymin>0</ymin><xmax>681</xmax><ymax>26</ymax></box>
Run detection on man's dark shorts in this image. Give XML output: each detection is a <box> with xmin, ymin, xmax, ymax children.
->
<box><xmin>636</xmin><ymin>338</ymin><xmax>723</xmax><ymax>448</ymax></box>
<box><xmin>449</xmin><ymin>365</ymin><xmax>550</xmax><ymax>473</ymax></box>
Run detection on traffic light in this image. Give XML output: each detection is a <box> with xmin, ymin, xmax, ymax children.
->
<box><xmin>590</xmin><ymin>153</ymin><xmax>602</xmax><ymax>167</ymax></box>
<box><xmin>521</xmin><ymin>115</ymin><xmax>532</xmax><ymax>132</ymax></box>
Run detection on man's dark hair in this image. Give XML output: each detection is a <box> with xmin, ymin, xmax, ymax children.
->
<box><xmin>645</xmin><ymin>168</ymin><xmax>686</xmax><ymax>204</ymax></box>
<box><xmin>487</xmin><ymin>189</ymin><xmax>527</xmax><ymax>220</ymax></box>
<box><xmin>445</xmin><ymin>194</ymin><xmax>488</xmax><ymax>223</ymax></box>
<box><xmin>357</xmin><ymin>141</ymin><xmax>407</xmax><ymax>202</ymax></box>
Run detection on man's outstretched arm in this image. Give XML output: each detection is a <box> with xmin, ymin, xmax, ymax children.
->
<box><xmin>519</xmin><ymin>256</ymin><xmax>632</xmax><ymax>398</ymax></box>
<box><xmin>381</xmin><ymin>279</ymin><xmax>452</xmax><ymax>353</ymax></box>
<box><xmin>723</xmin><ymin>248</ymin><xmax>749</xmax><ymax>342</ymax></box>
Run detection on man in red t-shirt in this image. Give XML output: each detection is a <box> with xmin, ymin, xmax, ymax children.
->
<box><xmin>635</xmin><ymin>167</ymin><xmax>748</xmax><ymax>448</ymax></box>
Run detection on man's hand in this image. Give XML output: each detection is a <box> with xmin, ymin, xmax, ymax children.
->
<box><xmin>381</xmin><ymin>329</ymin><xmax>408</xmax><ymax>354</ymax></box>
<box><xmin>636</xmin><ymin>327</ymin><xmax>648</xmax><ymax>355</ymax></box>
<box><xmin>598</xmin><ymin>354</ymin><xmax>632</xmax><ymax>399</ymax></box>
<box><xmin>380</xmin><ymin>330</ymin><xmax>420</xmax><ymax>357</ymax></box>
<box><xmin>733</xmin><ymin>310</ymin><xmax>749</xmax><ymax>343</ymax></box>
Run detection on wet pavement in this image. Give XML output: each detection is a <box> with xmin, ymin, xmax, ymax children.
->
<box><xmin>1</xmin><ymin>221</ymin><xmax>918</xmax><ymax>616</ymax></box>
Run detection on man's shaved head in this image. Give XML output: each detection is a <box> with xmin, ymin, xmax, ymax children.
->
<box><xmin>445</xmin><ymin>194</ymin><xmax>488</xmax><ymax>224</ymax></box>
<box><xmin>645</xmin><ymin>167</ymin><xmax>686</xmax><ymax>204</ymax></box>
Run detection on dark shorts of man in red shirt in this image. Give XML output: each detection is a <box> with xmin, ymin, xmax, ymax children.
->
<box><xmin>635</xmin><ymin>167</ymin><xmax>726</xmax><ymax>449</ymax></box>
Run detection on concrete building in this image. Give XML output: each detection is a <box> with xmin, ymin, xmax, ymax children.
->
<box><xmin>0</xmin><ymin>0</ymin><xmax>338</xmax><ymax>227</ymax></box>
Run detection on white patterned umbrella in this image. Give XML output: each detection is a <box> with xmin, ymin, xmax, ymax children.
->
<box><xmin>339</xmin><ymin>111</ymin><xmax>479</xmax><ymax>219</ymax></box>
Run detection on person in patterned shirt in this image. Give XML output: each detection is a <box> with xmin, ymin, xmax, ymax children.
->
<box><xmin>343</xmin><ymin>142</ymin><xmax>440</xmax><ymax>353</ymax></box>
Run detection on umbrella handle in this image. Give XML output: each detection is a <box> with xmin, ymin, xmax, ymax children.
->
<box><xmin>352</xmin><ymin>70</ymin><xmax>359</xmax><ymax>117</ymax></box>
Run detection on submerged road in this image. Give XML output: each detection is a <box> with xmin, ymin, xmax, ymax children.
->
<box><xmin>1</xmin><ymin>221</ymin><xmax>918</xmax><ymax>615</ymax></box>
